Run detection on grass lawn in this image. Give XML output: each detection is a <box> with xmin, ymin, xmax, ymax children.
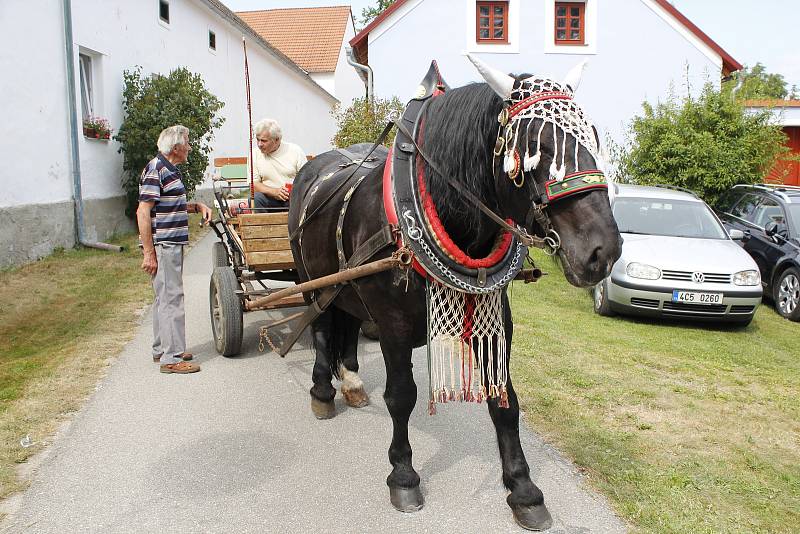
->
<box><xmin>511</xmin><ymin>251</ymin><xmax>799</xmax><ymax>534</ymax></box>
<box><xmin>0</xmin><ymin>216</ymin><xmax>207</xmax><ymax>498</ymax></box>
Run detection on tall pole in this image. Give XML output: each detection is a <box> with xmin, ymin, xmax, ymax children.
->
<box><xmin>243</xmin><ymin>38</ymin><xmax>255</xmax><ymax>208</ymax></box>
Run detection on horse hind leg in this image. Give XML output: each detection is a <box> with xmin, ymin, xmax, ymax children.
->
<box><xmin>338</xmin><ymin>313</ymin><xmax>369</xmax><ymax>408</ymax></box>
<box><xmin>309</xmin><ymin>310</ymin><xmax>337</xmax><ymax>419</ymax></box>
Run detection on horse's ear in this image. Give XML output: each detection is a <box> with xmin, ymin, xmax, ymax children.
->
<box><xmin>562</xmin><ymin>59</ymin><xmax>588</xmax><ymax>93</ymax></box>
<box><xmin>464</xmin><ymin>52</ymin><xmax>514</xmax><ymax>100</ymax></box>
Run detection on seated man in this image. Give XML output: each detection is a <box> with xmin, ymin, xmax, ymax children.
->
<box><xmin>252</xmin><ymin>118</ymin><xmax>307</xmax><ymax>211</ymax></box>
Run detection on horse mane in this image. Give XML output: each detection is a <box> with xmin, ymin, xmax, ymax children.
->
<box><xmin>419</xmin><ymin>82</ymin><xmax>505</xmax><ymax>247</ymax></box>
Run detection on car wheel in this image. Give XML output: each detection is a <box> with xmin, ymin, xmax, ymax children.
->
<box><xmin>774</xmin><ymin>267</ymin><xmax>800</xmax><ymax>321</ymax></box>
<box><xmin>593</xmin><ymin>279</ymin><xmax>615</xmax><ymax>317</ymax></box>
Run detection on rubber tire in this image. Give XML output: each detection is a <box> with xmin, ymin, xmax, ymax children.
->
<box><xmin>210</xmin><ymin>266</ymin><xmax>243</xmax><ymax>356</ymax></box>
<box><xmin>773</xmin><ymin>267</ymin><xmax>800</xmax><ymax>321</ymax></box>
<box><xmin>593</xmin><ymin>278</ymin><xmax>616</xmax><ymax>317</ymax></box>
<box><xmin>212</xmin><ymin>241</ymin><xmax>230</xmax><ymax>268</ymax></box>
<box><xmin>360</xmin><ymin>320</ymin><xmax>380</xmax><ymax>340</ymax></box>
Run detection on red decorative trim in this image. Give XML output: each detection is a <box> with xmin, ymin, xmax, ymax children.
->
<box><xmin>546</xmin><ymin>182</ymin><xmax>607</xmax><ymax>202</ymax></box>
<box><xmin>508</xmin><ymin>92</ymin><xmax>571</xmax><ymax>118</ymax></box>
<box><xmin>416</xmin><ymin>120</ymin><xmax>513</xmax><ymax>269</ymax></box>
<box><xmin>384</xmin><ymin>147</ymin><xmax>428</xmax><ymax>278</ymax></box>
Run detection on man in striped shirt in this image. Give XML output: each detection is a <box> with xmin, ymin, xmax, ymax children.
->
<box><xmin>137</xmin><ymin>125</ymin><xmax>212</xmax><ymax>374</ymax></box>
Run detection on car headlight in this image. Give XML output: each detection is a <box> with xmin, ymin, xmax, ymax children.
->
<box><xmin>733</xmin><ymin>270</ymin><xmax>760</xmax><ymax>286</ymax></box>
<box><xmin>626</xmin><ymin>262</ymin><xmax>661</xmax><ymax>280</ymax></box>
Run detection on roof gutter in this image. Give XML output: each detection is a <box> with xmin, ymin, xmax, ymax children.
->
<box><xmin>346</xmin><ymin>46</ymin><xmax>373</xmax><ymax>103</ymax></box>
<box><xmin>62</xmin><ymin>0</ymin><xmax>123</xmax><ymax>253</ymax></box>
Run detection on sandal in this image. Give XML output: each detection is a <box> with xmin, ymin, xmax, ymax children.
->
<box><xmin>160</xmin><ymin>361</ymin><xmax>201</xmax><ymax>374</ymax></box>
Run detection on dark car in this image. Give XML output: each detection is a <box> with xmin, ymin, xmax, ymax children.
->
<box><xmin>715</xmin><ymin>184</ymin><xmax>800</xmax><ymax>321</ymax></box>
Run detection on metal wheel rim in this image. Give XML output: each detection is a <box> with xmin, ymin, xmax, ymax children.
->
<box><xmin>594</xmin><ymin>282</ymin><xmax>604</xmax><ymax>310</ymax></box>
<box><xmin>211</xmin><ymin>281</ymin><xmax>224</xmax><ymax>341</ymax></box>
<box><xmin>778</xmin><ymin>273</ymin><xmax>799</xmax><ymax>315</ymax></box>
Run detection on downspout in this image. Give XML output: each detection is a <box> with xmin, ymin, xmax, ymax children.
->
<box><xmin>346</xmin><ymin>46</ymin><xmax>373</xmax><ymax>103</ymax></box>
<box><xmin>62</xmin><ymin>0</ymin><xmax>123</xmax><ymax>252</ymax></box>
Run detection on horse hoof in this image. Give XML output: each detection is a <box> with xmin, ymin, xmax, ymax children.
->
<box><xmin>311</xmin><ymin>398</ymin><xmax>336</xmax><ymax>420</ymax></box>
<box><xmin>389</xmin><ymin>486</ymin><xmax>424</xmax><ymax>513</ymax></box>
<box><xmin>510</xmin><ymin>503</ymin><xmax>553</xmax><ymax>531</ymax></box>
<box><xmin>342</xmin><ymin>386</ymin><xmax>370</xmax><ymax>408</ymax></box>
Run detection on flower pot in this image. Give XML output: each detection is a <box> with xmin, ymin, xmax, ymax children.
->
<box><xmin>83</xmin><ymin>127</ymin><xmax>96</xmax><ymax>137</ymax></box>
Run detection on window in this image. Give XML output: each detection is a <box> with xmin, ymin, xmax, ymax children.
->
<box><xmin>78</xmin><ymin>53</ymin><xmax>93</xmax><ymax>120</ymax></box>
<box><xmin>752</xmin><ymin>199</ymin><xmax>785</xmax><ymax>228</ymax></box>
<box><xmin>730</xmin><ymin>193</ymin><xmax>762</xmax><ymax>223</ymax></box>
<box><xmin>476</xmin><ymin>1</ymin><xmax>508</xmax><ymax>44</ymax></box>
<box><xmin>554</xmin><ymin>2</ymin><xmax>584</xmax><ymax>45</ymax></box>
<box><xmin>159</xmin><ymin>0</ymin><xmax>169</xmax><ymax>24</ymax></box>
<box><xmin>208</xmin><ymin>30</ymin><xmax>216</xmax><ymax>50</ymax></box>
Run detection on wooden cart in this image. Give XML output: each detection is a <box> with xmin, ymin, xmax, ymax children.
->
<box><xmin>208</xmin><ymin>158</ymin><xmax>305</xmax><ymax>356</ymax></box>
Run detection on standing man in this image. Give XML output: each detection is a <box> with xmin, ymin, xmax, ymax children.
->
<box><xmin>252</xmin><ymin>118</ymin><xmax>308</xmax><ymax>210</ymax></box>
<box><xmin>137</xmin><ymin>125</ymin><xmax>212</xmax><ymax>374</ymax></box>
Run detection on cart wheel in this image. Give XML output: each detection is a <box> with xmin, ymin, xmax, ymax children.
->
<box><xmin>212</xmin><ymin>241</ymin><xmax>230</xmax><ymax>268</ymax></box>
<box><xmin>210</xmin><ymin>266</ymin><xmax>243</xmax><ymax>357</ymax></box>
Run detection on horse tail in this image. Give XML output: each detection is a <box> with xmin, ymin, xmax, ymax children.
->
<box><xmin>311</xmin><ymin>307</ymin><xmax>349</xmax><ymax>380</ymax></box>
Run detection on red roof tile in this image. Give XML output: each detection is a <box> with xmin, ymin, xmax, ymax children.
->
<box><xmin>238</xmin><ymin>6</ymin><xmax>352</xmax><ymax>73</ymax></box>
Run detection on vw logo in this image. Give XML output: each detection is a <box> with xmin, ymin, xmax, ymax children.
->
<box><xmin>692</xmin><ymin>272</ymin><xmax>705</xmax><ymax>283</ymax></box>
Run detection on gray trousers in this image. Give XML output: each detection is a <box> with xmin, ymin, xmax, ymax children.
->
<box><xmin>152</xmin><ymin>244</ymin><xmax>186</xmax><ymax>364</ymax></box>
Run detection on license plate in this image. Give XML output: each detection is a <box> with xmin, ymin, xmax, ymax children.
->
<box><xmin>671</xmin><ymin>290</ymin><xmax>723</xmax><ymax>305</ymax></box>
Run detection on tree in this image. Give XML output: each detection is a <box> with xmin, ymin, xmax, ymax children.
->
<box><xmin>332</xmin><ymin>96</ymin><xmax>404</xmax><ymax>148</ymax></box>
<box><xmin>114</xmin><ymin>67</ymin><xmax>225</xmax><ymax>216</ymax></box>
<box><xmin>360</xmin><ymin>0</ymin><xmax>395</xmax><ymax>27</ymax></box>
<box><xmin>723</xmin><ymin>62</ymin><xmax>798</xmax><ymax>100</ymax></box>
<box><xmin>613</xmin><ymin>83</ymin><xmax>787</xmax><ymax>206</ymax></box>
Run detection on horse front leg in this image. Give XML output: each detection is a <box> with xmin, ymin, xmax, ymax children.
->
<box><xmin>488</xmin><ymin>295</ymin><xmax>553</xmax><ymax>531</ymax></box>
<box><xmin>379</xmin><ymin>329</ymin><xmax>423</xmax><ymax>512</ymax></box>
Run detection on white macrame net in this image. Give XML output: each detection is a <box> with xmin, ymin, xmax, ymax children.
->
<box><xmin>501</xmin><ymin>79</ymin><xmax>603</xmax><ymax>181</ymax></box>
<box><xmin>427</xmin><ymin>281</ymin><xmax>508</xmax><ymax>413</ymax></box>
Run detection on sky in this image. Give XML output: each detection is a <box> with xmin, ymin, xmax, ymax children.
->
<box><xmin>223</xmin><ymin>0</ymin><xmax>800</xmax><ymax>90</ymax></box>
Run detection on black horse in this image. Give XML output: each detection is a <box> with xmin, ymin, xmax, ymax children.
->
<box><xmin>288</xmin><ymin>56</ymin><xmax>621</xmax><ymax>530</ymax></box>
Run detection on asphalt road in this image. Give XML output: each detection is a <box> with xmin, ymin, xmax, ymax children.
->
<box><xmin>1</xmin><ymin>233</ymin><xmax>626</xmax><ymax>533</ymax></box>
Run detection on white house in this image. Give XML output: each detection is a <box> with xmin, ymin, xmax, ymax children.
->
<box><xmin>0</xmin><ymin>0</ymin><xmax>340</xmax><ymax>268</ymax></box>
<box><xmin>238</xmin><ymin>6</ymin><xmax>365</xmax><ymax>109</ymax></box>
<box><xmin>350</xmin><ymin>0</ymin><xmax>741</xmax><ymax>144</ymax></box>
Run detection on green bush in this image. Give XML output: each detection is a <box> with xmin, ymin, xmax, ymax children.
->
<box><xmin>612</xmin><ymin>83</ymin><xmax>787</xmax><ymax>205</ymax></box>
<box><xmin>114</xmin><ymin>67</ymin><xmax>225</xmax><ymax>216</ymax></box>
<box><xmin>332</xmin><ymin>96</ymin><xmax>404</xmax><ymax>148</ymax></box>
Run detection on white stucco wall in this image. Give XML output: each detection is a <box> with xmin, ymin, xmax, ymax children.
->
<box><xmin>0</xmin><ymin>1</ymin><xmax>74</xmax><ymax>208</ymax></box>
<box><xmin>0</xmin><ymin>0</ymin><xmax>338</xmax><ymax>209</ymax></box>
<box><xmin>365</xmin><ymin>0</ymin><xmax>726</xmax><ymax>145</ymax></box>
<box><xmin>334</xmin><ymin>15</ymin><xmax>367</xmax><ymax>109</ymax></box>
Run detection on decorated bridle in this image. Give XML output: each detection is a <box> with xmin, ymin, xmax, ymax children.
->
<box><xmin>468</xmin><ymin>54</ymin><xmax>609</xmax><ymax>255</ymax></box>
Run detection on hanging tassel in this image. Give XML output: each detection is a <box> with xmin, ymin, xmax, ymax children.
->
<box><xmin>503</xmin><ymin>152</ymin><xmax>515</xmax><ymax>173</ymax></box>
<box><xmin>499</xmin><ymin>386</ymin><xmax>509</xmax><ymax>409</ymax></box>
<box><xmin>523</xmin><ymin>150</ymin><xmax>540</xmax><ymax>171</ymax></box>
<box><xmin>429</xmin><ymin>400</ymin><xmax>437</xmax><ymax>415</ymax></box>
<box><xmin>549</xmin><ymin>160</ymin><xmax>565</xmax><ymax>181</ymax></box>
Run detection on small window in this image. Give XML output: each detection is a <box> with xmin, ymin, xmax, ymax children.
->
<box><xmin>476</xmin><ymin>1</ymin><xmax>508</xmax><ymax>44</ymax></box>
<box><xmin>730</xmin><ymin>193</ymin><xmax>762</xmax><ymax>223</ymax></box>
<box><xmin>209</xmin><ymin>30</ymin><xmax>216</xmax><ymax>50</ymax></box>
<box><xmin>159</xmin><ymin>0</ymin><xmax>170</xmax><ymax>24</ymax></box>
<box><xmin>752</xmin><ymin>199</ymin><xmax>785</xmax><ymax>228</ymax></box>
<box><xmin>554</xmin><ymin>2</ymin><xmax>584</xmax><ymax>45</ymax></box>
<box><xmin>78</xmin><ymin>53</ymin><xmax>93</xmax><ymax>120</ymax></box>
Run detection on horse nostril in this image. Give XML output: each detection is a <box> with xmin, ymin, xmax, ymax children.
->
<box><xmin>588</xmin><ymin>246</ymin><xmax>602</xmax><ymax>271</ymax></box>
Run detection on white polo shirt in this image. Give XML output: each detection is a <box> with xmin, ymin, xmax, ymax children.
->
<box><xmin>254</xmin><ymin>141</ymin><xmax>307</xmax><ymax>189</ymax></box>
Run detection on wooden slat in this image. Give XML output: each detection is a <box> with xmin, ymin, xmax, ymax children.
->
<box><xmin>246</xmin><ymin>250</ymin><xmax>295</xmax><ymax>269</ymax></box>
<box><xmin>247</xmin><ymin>261</ymin><xmax>297</xmax><ymax>271</ymax></box>
<box><xmin>240</xmin><ymin>225</ymin><xmax>289</xmax><ymax>239</ymax></box>
<box><xmin>214</xmin><ymin>156</ymin><xmax>248</xmax><ymax>167</ymax></box>
<box><xmin>239</xmin><ymin>212</ymin><xmax>289</xmax><ymax>226</ymax></box>
<box><xmin>243</xmin><ymin>238</ymin><xmax>292</xmax><ymax>253</ymax></box>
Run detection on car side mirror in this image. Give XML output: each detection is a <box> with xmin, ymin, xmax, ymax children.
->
<box><xmin>764</xmin><ymin>221</ymin><xmax>788</xmax><ymax>241</ymax></box>
<box><xmin>728</xmin><ymin>229</ymin><xmax>745</xmax><ymax>241</ymax></box>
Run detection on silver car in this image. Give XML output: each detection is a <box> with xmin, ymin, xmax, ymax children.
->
<box><xmin>593</xmin><ymin>184</ymin><xmax>763</xmax><ymax>325</ymax></box>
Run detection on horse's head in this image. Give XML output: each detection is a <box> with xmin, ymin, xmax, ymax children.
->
<box><xmin>467</xmin><ymin>54</ymin><xmax>621</xmax><ymax>287</ymax></box>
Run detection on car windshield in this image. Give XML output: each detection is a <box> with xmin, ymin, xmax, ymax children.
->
<box><xmin>613</xmin><ymin>197</ymin><xmax>728</xmax><ymax>239</ymax></box>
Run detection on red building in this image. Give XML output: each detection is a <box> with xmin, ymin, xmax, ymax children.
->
<box><xmin>745</xmin><ymin>100</ymin><xmax>800</xmax><ymax>186</ymax></box>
